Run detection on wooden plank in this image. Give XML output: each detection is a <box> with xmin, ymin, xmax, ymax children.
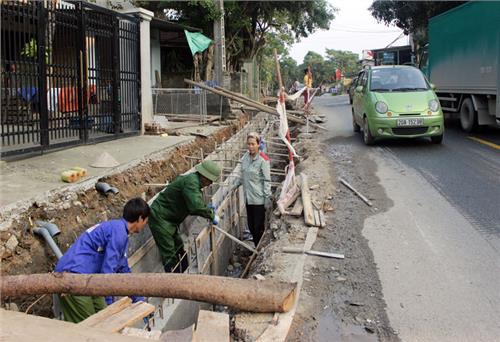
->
<box><xmin>128</xmin><ymin>237</ymin><xmax>156</xmax><ymax>268</ymax></box>
<box><xmin>196</xmin><ymin>227</ymin><xmax>212</xmax><ymax>274</ymax></box>
<box><xmin>121</xmin><ymin>327</ymin><xmax>161</xmax><ymax>340</ymax></box>
<box><xmin>80</xmin><ymin>297</ymin><xmax>132</xmax><ymax>328</ymax></box>
<box><xmin>300</xmin><ymin>173</ymin><xmax>316</xmax><ymax>226</ymax></box>
<box><xmin>318</xmin><ymin>210</ymin><xmax>326</xmax><ymax>228</ymax></box>
<box><xmin>91</xmin><ymin>302</ymin><xmax>155</xmax><ymax>333</ymax></box>
<box><xmin>255</xmin><ymin>228</ymin><xmax>320</xmax><ymax>342</ymax></box>
<box><xmin>193</xmin><ymin>310</ymin><xmax>230</xmax><ymax>342</ymax></box>
<box><xmin>0</xmin><ymin>309</ymin><xmax>148</xmax><ymax>342</ymax></box>
<box><xmin>289</xmin><ymin>196</ymin><xmax>303</xmax><ymax>216</ymax></box>
<box><xmin>313</xmin><ymin>209</ymin><xmax>321</xmax><ymax>227</ymax></box>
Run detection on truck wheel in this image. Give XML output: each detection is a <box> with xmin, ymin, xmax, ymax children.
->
<box><xmin>352</xmin><ymin>111</ymin><xmax>360</xmax><ymax>132</ymax></box>
<box><xmin>460</xmin><ymin>98</ymin><xmax>477</xmax><ymax>133</ymax></box>
<box><xmin>363</xmin><ymin>117</ymin><xmax>375</xmax><ymax>145</ymax></box>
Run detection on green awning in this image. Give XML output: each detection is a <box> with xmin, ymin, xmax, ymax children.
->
<box><xmin>184</xmin><ymin>30</ymin><xmax>212</xmax><ymax>56</ymax></box>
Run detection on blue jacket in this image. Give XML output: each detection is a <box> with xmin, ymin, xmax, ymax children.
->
<box><xmin>55</xmin><ymin>219</ymin><xmax>142</xmax><ymax>304</ymax></box>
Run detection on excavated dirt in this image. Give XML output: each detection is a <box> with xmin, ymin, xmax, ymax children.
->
<box><xmin>284</xmin><ymin>135</ymin><xmax>398</xmax><ymax>342</ymax></box>
<box><xmin>0</xmin><ymin>116</ymin><xmax>247</xmax><ymax>316</ymax></box>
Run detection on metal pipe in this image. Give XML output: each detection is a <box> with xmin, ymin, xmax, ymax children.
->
<box><xmin>212</xmin><ymin>225</ymin><xmax>257</xmax><ymax>254</ymax></box>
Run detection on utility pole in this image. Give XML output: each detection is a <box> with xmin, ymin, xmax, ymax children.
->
<box><xmin>213</xmin><ymin>0</ymin><xmax>226</xmax><ymax>85</ymax></box>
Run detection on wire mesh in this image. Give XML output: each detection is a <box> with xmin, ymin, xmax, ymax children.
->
<box><xmin>152</xmin><ymin>88</ymin><xmax>207</xmax><ymax>124</ymax></box>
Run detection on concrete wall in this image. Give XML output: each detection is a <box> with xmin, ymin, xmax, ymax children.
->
<box><xmin>120</xmin><ymin>8</ymin><xmax>154</xmax><ymax>131</ymax></box>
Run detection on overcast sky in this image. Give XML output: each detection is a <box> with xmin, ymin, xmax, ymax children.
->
<box><xmin>289</xmin><ymin>0</ymin><xmax>409</xmax><ymax>63</ymax></box>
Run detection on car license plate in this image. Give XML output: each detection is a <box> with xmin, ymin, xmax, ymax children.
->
<box><xmin>396</xmin><ymin>118</ymin><xmax>424</xmax><ymax>127</ymax></box>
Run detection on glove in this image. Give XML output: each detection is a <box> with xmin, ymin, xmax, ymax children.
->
<box><xmin>212</xmin><ymin>214</ymin><xmax>220</xmax><ymax>225</ymax></box>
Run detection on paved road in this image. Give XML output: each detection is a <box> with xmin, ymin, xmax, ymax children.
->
<box><xmin>315</xmin><ymin>94</ymin><xmax>500</xmax><ymax>341</ymax></box>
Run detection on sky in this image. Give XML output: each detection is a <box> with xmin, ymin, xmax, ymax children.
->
<box><xmin>289</xmin><ymin>0</ymin><xmax>409</xmax><ymax>63</ymax></box>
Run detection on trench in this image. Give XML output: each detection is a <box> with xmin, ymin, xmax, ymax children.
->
<box><xmin>1</xmin><ymin>112</ymin><xmax>293</xmax><ymax>335</ymax></box>
<box><xmin>130</xmin><ymin>112</ymin><xmax>290</xmax><ymax>332</ymax></box>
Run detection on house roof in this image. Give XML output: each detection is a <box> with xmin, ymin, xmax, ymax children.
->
<box><xmin>150</xmin><ymin>18</ymin><xmax>202</xmax><ymax>33</ymax></box>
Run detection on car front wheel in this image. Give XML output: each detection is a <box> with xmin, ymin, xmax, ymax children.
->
<box><xmin>352</xmin><ymin>112</ymin><xmax>360</xmax><ymax>132</ymax></box>
<box><xmin>363</xmin><ymin>117</ymin><xmax>375</xmax><ymax>145</ymax></box>
<box><xmin>431</xmin><ymin>134</ymin><xmax>443</xmax><ymax>144</ymax></box>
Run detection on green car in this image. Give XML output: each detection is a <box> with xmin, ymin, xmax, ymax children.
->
<box><xmin>352</xmin><ymin>65</ymin><xmax>444</xmax><ymax>145</ymax></box>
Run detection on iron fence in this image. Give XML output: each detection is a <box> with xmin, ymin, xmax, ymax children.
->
<box><xmin>152</xmin><ymin>88</ymin><xmax>207</xmax><ymax>124</ymax></box>
<box><xmin>1</xmin><ymin>1</ymin><xmax>140</xmax><ymax>158</ymax></box>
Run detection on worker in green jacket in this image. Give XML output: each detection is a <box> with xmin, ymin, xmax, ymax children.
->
<box><xmin>149</xmin><ymin>160</ymin><xmax>221</xmax><ymax>273</ymax></box>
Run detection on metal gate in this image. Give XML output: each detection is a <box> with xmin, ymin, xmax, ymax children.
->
<box><xmin>0</xmin><ymin>1</ymin><xmax>140</xmax><ymax>158</ymax></box>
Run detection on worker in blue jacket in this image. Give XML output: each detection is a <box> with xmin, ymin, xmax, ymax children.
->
<box><xmin>55</xmin><ymin>197</ymin><xmax>150</xmax><ymax>323</ymax></box>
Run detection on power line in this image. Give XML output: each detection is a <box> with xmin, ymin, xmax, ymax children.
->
<box><xmin>331</xmin><ymin>26</ymin><xmax>401</xmax><ymax>34</ymax></box>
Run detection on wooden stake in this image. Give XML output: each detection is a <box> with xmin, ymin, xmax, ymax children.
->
<box><xmin>339</xmin><ymin>178</ymin><xmax>373</xmax><ymax>207</ymax></box>
<box><xmin>300</xmin><ymin>173</ymin><xmax>315</xmax><ymax>226</ymax></box>
<box><xmin>289</xmin><ymin>197</ymin><xmax>304</xmax><ymax>217</ymax></box>
<box><xmin>281</xmin><ymin>247</ymin><xmax>344</xmax><ymax>260</ymax></box>
<box><xmin>212</xmin><ymin>224</ymin><xmax>257</xmax><ymax>254</ymax></box>
<box><xmin>184</xmin><ymin>79</ymin><xmax>326</xmax><ymax>130</ymax></box>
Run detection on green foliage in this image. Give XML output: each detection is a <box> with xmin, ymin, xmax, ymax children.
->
<box><xmin>369</xmin><ymin>1</ymin><xmax>464</xmax><ymax>44</ymax></box>
<box><xmin>325</xmin><ymin>49</ymin><xmax>359</xmax><ymax>78</ymax></box>
<box><xmin>139</xmin><ymin>0</ymin><xmax>335</xmax><ymax>69</ymax></box>
<box><xmin>20</xmin><ymin>38</ymin><xmax>50</xmax><ymax>62</ymax></box>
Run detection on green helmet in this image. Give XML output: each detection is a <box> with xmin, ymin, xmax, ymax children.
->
<box><xmin>195</xmin><ymin>160</ymin><xmax>221</xmax><ymax>182</ymax></box>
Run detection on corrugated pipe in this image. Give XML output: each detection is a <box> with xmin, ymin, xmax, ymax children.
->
<box><xmin>33</xmin><ymin>221</ymin><xmax>63</xmax><ymax>260</ymax></box>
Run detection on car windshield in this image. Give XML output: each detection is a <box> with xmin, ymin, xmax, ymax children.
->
<box><xmin>370</xmin><ymin>68</ymin><xmax>429</xmax><ymax>92</ymax></box>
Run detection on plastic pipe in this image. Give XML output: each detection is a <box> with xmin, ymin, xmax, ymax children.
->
<box><xmin>33</xmin><ymin>227</ymin><xmax>63</xmax><ymax>260</ymax></box>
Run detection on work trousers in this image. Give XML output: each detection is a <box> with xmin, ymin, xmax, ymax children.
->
<box><xmin>303</xmin><ymin>88</ymin><xmax>309</xmax><ymax>105</ymax></box>
<box><xmin>148</xmin><ymin>216</ymin><xmax>188</xmax><ymax>273</ymax></box>
<box><xmin>59</xmin><ymin>294</ymin><xmax>106</xmax><ymax>323</ymax></box>
<box><xmin>246</xmin><ymin>204</ymin><xmax>266</xmax><ymax>246</ymax></box>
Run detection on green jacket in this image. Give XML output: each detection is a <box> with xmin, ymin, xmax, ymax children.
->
<box><xmin>151</xmin><ymin>172</ymin><xmax>214</xmax><ymax>224</ymax></box>
<box><xmin>237</xmin><ymin>151</ymin><xmax>271</xmax><ymax>205</ymax></box>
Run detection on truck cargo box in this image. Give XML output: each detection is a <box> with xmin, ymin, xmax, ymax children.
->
<box><xmin>428</xmin><ymin>2</ymin><xmax>500</xmax><ymax>95</ymax></box>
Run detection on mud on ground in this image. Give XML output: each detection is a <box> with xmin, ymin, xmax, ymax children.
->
<box><xmin>0</xmin><ymin>116</ymin><xmax>247</xmax><ymax>316</ymax></box>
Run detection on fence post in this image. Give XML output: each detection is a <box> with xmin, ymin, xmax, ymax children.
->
<box><xmin>112</xmin><ymin>16</ymin><xmax>120</xmax><ymax>135</ymax></box>
<box><xmin>37</xmin><ymin>1</ymin><xmax>49</xmax><ymax>148</ymax></box>
<box><xmin>77</xmin><ymin>2</ymin><xmax>88</xmax><ymax>142</ymax></box>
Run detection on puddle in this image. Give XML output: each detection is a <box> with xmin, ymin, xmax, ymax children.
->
<box><xmin>314</xmin><ymin>310</ymin><xmax>378</xmax><ymax>342</ymax></box>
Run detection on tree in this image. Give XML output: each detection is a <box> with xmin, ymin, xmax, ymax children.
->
<box><xmin>258</xmin><ymin>31</ymin><xmax>295</xmax><ymax>94</ymax></box>
<box><xmin>325</xmin><ymin>49</ymin><xmax>359</xmax><ymax>78</ymax></box>
<box><xmin>138</xmin><ymin>0</ymin><xmax>335</xmax><ymax>70</ymax></box>
<box><xmin>369</xmin><ymin>1</ymin><xmax>464</xmax><ymax>46</ymax></box>
<box><xmin>299</xmin><ymin>51</ymin><xmax>330</xmax><ymax>85</ymax></box>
